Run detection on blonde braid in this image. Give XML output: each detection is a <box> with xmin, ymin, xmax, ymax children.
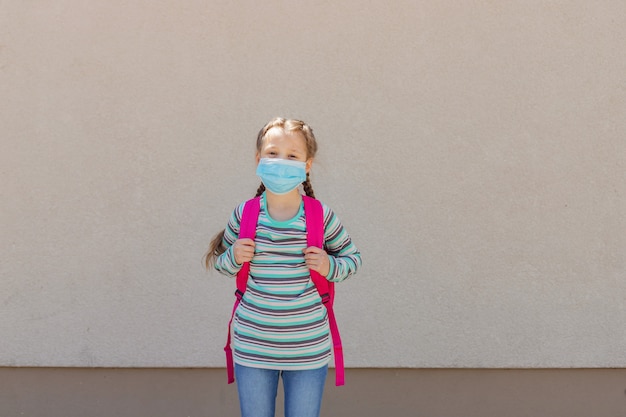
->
<box><xmin>302</xmin><ymin>173</ymin><xmax>316</xmax><ymax>198</ymax></box>
<box><xmin>203</xmin><ymin>229</ymin><xmax>226</xmax><ymax>269</ymax></box>
<box><xmin>255</xmin><ymin>183</ymin><xmax>266</xmax><ymax>197</ymax></box>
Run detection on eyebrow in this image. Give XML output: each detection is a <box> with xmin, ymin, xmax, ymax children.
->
<box><xmin>263</xmin><ymin>145</ymin><xmax>304</xmax><ymax>154</ymax></box>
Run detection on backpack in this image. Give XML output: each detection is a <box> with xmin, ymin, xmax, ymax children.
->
<box><xmin>224</xmin><ymin>195</ymin><xmax>345</xmax><ymax>386</ymax></box>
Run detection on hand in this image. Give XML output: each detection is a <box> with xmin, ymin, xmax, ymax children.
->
<box><xmin>303</xmin><ymin>246</ymin><xmax>330</xmax><ymax>277</ymax></box>
<box><xmin>233</xmin><ymin>238</ymin><xmax>255</xmax><ymax>265</ymax></box>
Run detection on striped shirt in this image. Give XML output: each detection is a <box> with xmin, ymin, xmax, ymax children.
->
<box><xmin>215</xmin><ymin>193</ymin><xmax>362</xmax><ymax>370</ymax></box>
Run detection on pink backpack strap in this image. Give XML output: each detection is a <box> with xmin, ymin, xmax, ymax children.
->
<box><xmin>303</xmin><ymin>196</ymin><xmax>345</xmax><ymax>386</ymax></box>
<box><xmin>224</xmin><ymin>197</ymin><xmax>260</xmax><ymax>384</ymax></box>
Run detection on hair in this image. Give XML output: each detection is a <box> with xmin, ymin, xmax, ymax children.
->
<box><xmin>203</xmin><ymin>117</ymin><xmax>319</xmax><ymax>270</ymax></box>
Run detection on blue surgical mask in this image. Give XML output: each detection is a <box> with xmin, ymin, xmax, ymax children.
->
<box><xmin>256</xmin><ymin>158</ymin><xmax>307</xmax><ymax>195</ymax></box>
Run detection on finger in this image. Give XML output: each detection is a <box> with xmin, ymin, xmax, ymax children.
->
<box><xmin>240</xmin><ymin>247</ymin><xmax>254</xmax><ymax>257</ymax></box>
<box><xmin>306</xmin><ymin>258</ymin><xmax>320</xmax><ymax>267</ymax></box>
<box><xmin>304</xmin><ymin>254</ymin><xmax>319</xmax><ymax>262</ymax></box>
<box><xmin>235</xmin><ymin>243</ymin><xmax>254</xmax><ymax>255</ymax></box>
<box><xmin>303</xmin><ymin>246</ymin><xmax>322</xmax><ymax>255</ymax></box>
<box><xmin>238</xmin><ymin>239</ymin><xmax>256</xmax><ymax>248</ymax></box>
<box><xmin>238</xmin><ymin>253</ymin><xmax>254</xmax><ymax>263</ymax></box>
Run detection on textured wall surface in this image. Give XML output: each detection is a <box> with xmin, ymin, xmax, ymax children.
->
<box><xmin>1</xmin><ymin>1</ymin><xmax>624</xmax><ymax>367</ymax></box>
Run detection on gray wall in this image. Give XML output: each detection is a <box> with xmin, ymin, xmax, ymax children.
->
<box><xmin>1</xmin><ymin>1</ymin><xmax>624</xmax><ymax>368</ymax></box>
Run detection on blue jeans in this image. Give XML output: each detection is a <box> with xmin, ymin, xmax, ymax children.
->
<box><xmin>235</xmin><ymin>364</ymin><xmax>328</xmax><ymax>417</ymax></box>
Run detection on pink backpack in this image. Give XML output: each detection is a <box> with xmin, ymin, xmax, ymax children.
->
<box><xmin>224</xmin><ymin>195</ymin><xmax>345</xmax><ymax>386</ymax></box>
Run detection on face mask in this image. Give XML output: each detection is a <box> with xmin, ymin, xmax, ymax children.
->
<box><xmin>256</xmin><ymin>158</ymin><xmax>307</xmax><ymax>195</ymax></box>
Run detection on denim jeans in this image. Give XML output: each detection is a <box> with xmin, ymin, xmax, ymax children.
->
<box><xmin>234</xmin><ymin>363</ymin><xmax>328</xmax><ymax>417</ymax></box>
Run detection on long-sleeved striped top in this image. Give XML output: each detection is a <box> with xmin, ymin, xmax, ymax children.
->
<box><xmin>215</xmin><ymin>193</ymin><xmax>361</xmax><ymax>370</ymax></box>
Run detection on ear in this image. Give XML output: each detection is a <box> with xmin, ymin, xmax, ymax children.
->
<box><xmin>305</xmin><ymin>158</ymin><xmax>313</xmax><ymax>174</ymax></box>
<box><xmin>255</xmin><ymin>152</ymin><xmax>261</xmax><ymax>165</ymax></box>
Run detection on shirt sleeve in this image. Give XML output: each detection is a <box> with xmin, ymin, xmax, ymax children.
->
<box><xmin>213</xmin><ymin>203</ymin><xmax>244</xmax><ymax>278</ymax></box>
<box><xmin>322</xmin><ymin>204</ymin><xmax>362</xmax><ymax>283</ymax></box>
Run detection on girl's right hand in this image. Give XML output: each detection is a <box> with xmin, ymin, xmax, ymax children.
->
<box><xmin>233</xmin><ymin>238</ymin><xmax>255</xmax><ymax>265</ymax></box>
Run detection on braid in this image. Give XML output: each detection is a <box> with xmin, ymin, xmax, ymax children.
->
<box><xmin>203</xmin><ymin>229</ymin><xmax>226</xmax><ymax>270</ymax></box>
<box><xmin>205</xmin><ymin>183</ymin><xmax>265</xmax><ymax>270</ymax></box>
<box><xmin>302</xmin><ymin>173</ymin><xmax>316</xmax><ymax>198</ymax></box>
<box><xmin>255</xmin><ymin>182</ymin><xmax>266</xmax><ymax>197</ymax></box>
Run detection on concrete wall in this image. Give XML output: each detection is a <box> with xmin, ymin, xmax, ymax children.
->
<box><xmin>2</xmin><ymin>0</ymin><xmax>625</xmax><ymax>370</ymax></box>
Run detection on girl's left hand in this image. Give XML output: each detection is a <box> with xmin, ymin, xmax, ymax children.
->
<box><xmin>303</xmin><ymin>247</ymin><xmax>330</xmax><ymax>277</ymax></box>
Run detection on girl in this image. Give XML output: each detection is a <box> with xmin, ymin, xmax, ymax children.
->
<box><xmin>205</xmin><ymin>117</ymin><xmax>362</xmax><ymax>417</ymax></box>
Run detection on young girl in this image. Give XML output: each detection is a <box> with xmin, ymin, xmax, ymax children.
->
<box><xmin>205</xmin><ymin>117</ymin><xmax>362</xmax><ymax>417</ymax></box>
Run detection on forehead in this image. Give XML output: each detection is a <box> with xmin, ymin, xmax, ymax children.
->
<box><xmin>262</xmin><ymin>127</ymin><xmax>307</xmax><ymax>151</ymax></box>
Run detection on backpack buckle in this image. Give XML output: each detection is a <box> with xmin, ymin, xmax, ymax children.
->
<box><xmin>320</xmin><ymin>293</ymin><xmax>330</xmax><ymax>304</ymax></box>
<box><xmin>235</xmin><ymin>289</ymin><xmax>244</xmax><ymax>300</ymax></box>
